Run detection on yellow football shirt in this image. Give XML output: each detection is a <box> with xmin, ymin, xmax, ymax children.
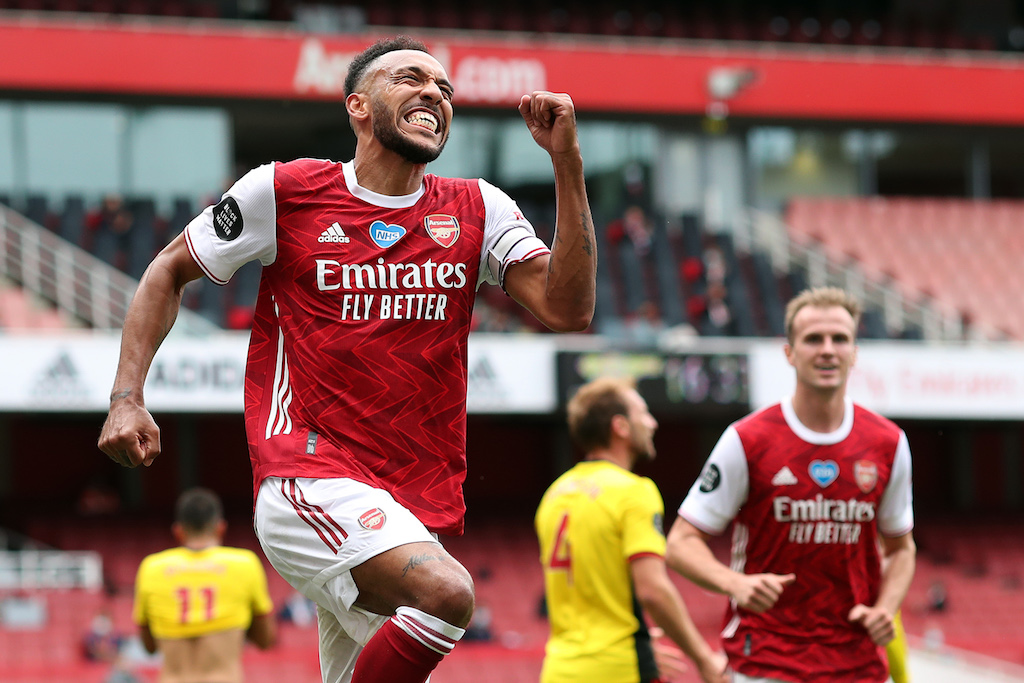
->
<box><xmin>133</xmin><ymin>546</ymin><xmax>274</xmax><ymax>639</ymax></box>
<box><xmin>536</xmin><ymin>460</ymin><xmax>667</xmax><ymax>683</ymax></box>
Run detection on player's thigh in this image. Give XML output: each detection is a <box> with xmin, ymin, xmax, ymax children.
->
<box><xmin>349</xmin><ymin>539</ymin><xmax>475</xmax><ymax>623</ymax></box>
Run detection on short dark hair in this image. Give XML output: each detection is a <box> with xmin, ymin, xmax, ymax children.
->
<box><xmin>175</xmin><ymin>487</ymin><xmax>223</xmax><ymax>534</ymax></box>
<box><xmin>566</xmin><ymin>378</ymin><xmax>635</xmax><ymax>454</ymax></box>
<box><xmin>344</xmin><ymin>35</ymin><xmax>430</xmax><ymax>97</ymax></box>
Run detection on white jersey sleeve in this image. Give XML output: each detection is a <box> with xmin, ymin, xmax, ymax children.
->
<box><xmin>184</xmin><ymin>163</ymin><xmax>279</xmax><ymax>285</ymax></box>
<box><xmin>476</xmin><ymin>178</ymin><xmax>550</xmax><ymax>290</ymax></box>
<box><xmin>877</xmin><ymin>430</ymin><xmax>914</xmax><ymax>537</ymax></box>
<box><xmin>678</xmin><ymin>425</ymin><xmax>749</xmax><ymax>535</ymax></box>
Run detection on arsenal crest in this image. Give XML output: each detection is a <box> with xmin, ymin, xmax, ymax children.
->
<box><xmin>425</xmin><ymin>214</ymin><xmax>460</xmax><ymax>248</ymax></box>
<box><xmin>358</xmin><ymin>508</ymin><xmax>387</xmax><ymax>530</ymax></box>
<box><xmin>854</xmin><ymin>460</ymin><xmax>878</xmax><ymax>493</ymax></box>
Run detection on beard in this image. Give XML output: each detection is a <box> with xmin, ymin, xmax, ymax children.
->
<box><xmin>630</xmin><ymin>430</ymin><xmax>656</xmax><ymax>464</ymax></box>
<box><xmin>633</xmin><ymin>445</ymin><xmax>656</xmax><ymax>464</ymax></box>
<box><xmin>372</xmin><ymin>101</ymin><xmax>446</xmax><ymax>165</ymax></box>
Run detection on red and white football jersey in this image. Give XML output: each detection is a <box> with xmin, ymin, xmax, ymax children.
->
<box><xmin>679</xmin><ymin>397</ymin><xmax>913</xmax><ymax>683</ymax></box>
<box><xmin>185</xmin><ymin>159</ymin><xmax>550</xmax><ymax>535</ymax></box>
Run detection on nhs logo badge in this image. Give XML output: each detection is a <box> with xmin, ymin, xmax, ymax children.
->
<box><xmin>809</xmin><ymin>460</ymin><xmax>839</xmax><ymax>488</ymax></box>
<box><xmin>369</xmin><ymin>220</ymin><xmax>407</xmax><ymax>249</ymax></box>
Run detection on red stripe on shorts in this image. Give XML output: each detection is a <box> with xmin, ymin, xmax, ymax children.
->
<box><xmin>282</xmin><ymin>479</ymin><xmax>344</xmax><ymax>554</ymax></box>
<box><xmin>295</xmin><ymin>486</ymin><xmax>350</xmax><ymax>540</ymax></box>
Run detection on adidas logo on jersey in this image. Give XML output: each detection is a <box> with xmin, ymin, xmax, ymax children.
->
<box><xmin>319</xmin><ymin>222</ymin><xmax>351</xmax><ymax>243</ymax></box>
<box><xmin>772</xmin><ymin>466</ymin><xmax>798</xmax><ymax>486</ymax></box>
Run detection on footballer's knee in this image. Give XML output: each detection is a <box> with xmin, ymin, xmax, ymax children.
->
<box><xmin>352</xmin><ymin>542</ymin><xmax>475</xmax><ymax>627</ymax></box>
<box><xmin>416</xmin><ymin>560</ymin><xmax>475</xmax><ymax>627</ymax></box>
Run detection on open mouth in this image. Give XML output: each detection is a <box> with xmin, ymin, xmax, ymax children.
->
<box><xmin>405</xmin><ymin>109</ymin><xmax>439</xmax><ymax>134</ymax></box>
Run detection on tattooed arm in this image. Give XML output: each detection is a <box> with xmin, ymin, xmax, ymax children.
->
<box><xmin>98</xmin><ymin>233</ymin><xmax>205</xmax><ymax>468</ymax></box>
<box><xmin>504</xmin><ymin>91</ymin><xmax>596</xmax><ymax>333</ymax></box>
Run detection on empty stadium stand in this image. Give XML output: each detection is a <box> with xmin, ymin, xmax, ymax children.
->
<box><xmin>7</xmin><ymin>514</ymin><xmax>1024</xmax><ymax>681</ymax></box>
<box><xmin>903</xmin><ymin>521</ymin><xmax>1024</xmax><ymax>666</ymax></box>
<box><xmin>2</xmin><ymin>515</ymin><xmax>720</xmax><ymax>683</ymax></box>
<box><xmin>786</xmin><ymin>197</ymin><xmax>1024</xmax><ymax>341</ymax></box>
<box><xmin>0</xmin><ymin>198</ymin><xmax>225</xmax><ymax>332</ymax></box>
<box><xmin>0</xmin><ymin>278</ymin><xmax>79</xmax><ymax>330</ymax></box>
<box><xmin>5</xmin><ymin>191</ymin><xmax>943</xmax><ymax>341</ymax></box>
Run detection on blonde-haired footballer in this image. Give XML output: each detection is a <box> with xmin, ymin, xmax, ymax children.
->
<box><xmin>133</xmin><ymin>488</ymin><xmax>276</xmax><ymax>683</ymax></box>
<box><xmin>668</xmin><ymin>287</ymin><xmax>915</xmax><ymax>683</ymax></box>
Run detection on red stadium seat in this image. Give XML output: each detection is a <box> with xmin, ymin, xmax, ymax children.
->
<box><xmin>11</xmin><ymin>516</ymin><xmax>1024</xmax><ymax>678</ymax></box>
<box><xmin>785</xmin><ymin>197</ymin><xmax>1024</xmax><ymax>340</ymax></box>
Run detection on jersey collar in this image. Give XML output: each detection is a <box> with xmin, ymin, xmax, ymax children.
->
<box><xmin>342</xmin><ymin>160</ymin><xmax>425</xmax><ymax>209</ymax></box>
<box><xmin>781</xmin><ymin>396</ymin><xmax>854</xmax><ymax>445</ymax></box>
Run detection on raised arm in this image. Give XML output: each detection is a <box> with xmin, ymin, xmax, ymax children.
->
<box><xmin>504</xmin><ymin>91</ymin><xmax>596</xmax><ymax>332</ymax></box>
<box><xmin>631</xmin><ymin>556</ymin><xmax>728</xmax><ymax>683</ymax></box>
<box><xmin>97</xmin><ymin>232</ymin><xmax>205</xmax><ymax>468</ymax></box>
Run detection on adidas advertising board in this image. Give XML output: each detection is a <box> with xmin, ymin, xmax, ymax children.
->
<box><xmin>0</xmin><ymin>333</ymin><xmax>557</xmax><ymax>414</ymax></box>
<box><xmin>466</xmin><ymin>335</ymin><xmax>558</xmax><ymax>414</ymax></box>
<box><xmin>4</xmin><ymin>335</ymin><xmax>1023</xmax><ymax>417</ymax></box>
<box><xmin>0</xmin><ymin>334</ymin><xmax>249</xmax><ymax>412</ymax></box>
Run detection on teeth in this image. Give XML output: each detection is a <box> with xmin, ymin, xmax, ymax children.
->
<box><xmin>406</xmin><ymin>111</ymin><xmax>438</xmax><ymax>133</ymax></box>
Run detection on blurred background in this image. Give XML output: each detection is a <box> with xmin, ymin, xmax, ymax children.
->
<box><xmin>3</xmin><ymin>1</ymin><xmax>1024</xmax><ymax>681</ymax></box>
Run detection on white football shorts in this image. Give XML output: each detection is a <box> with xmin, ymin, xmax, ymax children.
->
<box><xmin>254</xmin><ymin>476</ymin><xmax>438</xmax><ymax>646</ymax></box>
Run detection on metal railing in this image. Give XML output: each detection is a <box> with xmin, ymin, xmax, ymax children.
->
<box><xmin>738</xmin><ymin>209</ymin><xmax>967</xmax><ymax>342</ymax></box>
<box><xmin>0</xmin><ymin>204</ymin><xmax>219</xmax><ymax>335</ymax></box>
